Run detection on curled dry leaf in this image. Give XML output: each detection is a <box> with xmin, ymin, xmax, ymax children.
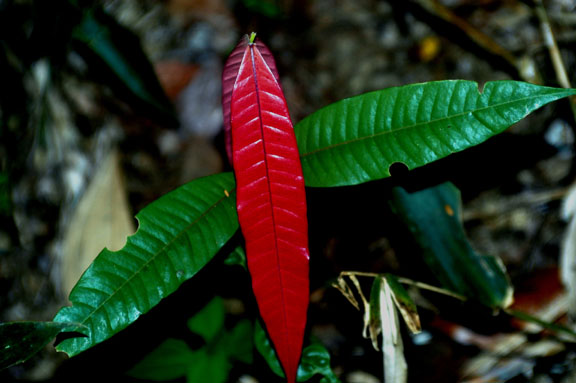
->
<box><xmin>332</xmin><ymin>275</ymin><xmax>360</xmax><ymax>310</ymax></box>
<box><xmin>386</xmin><ymin>274</ymin><xmax>422</xmax><ymax>335</ymax></box>
<box><xmin>379</xmin><ymin>277</ymin><xmax>408</xmax><ymax>383</ymax></box>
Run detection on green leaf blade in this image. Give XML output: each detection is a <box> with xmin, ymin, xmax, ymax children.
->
<box><xmin>254</xmin><ymin>321</ymin><xmax>340</xmax><ymax>382</ymax></box>
<box><xmin>187</xmin><ymin>297</ymin><xmax>225</xmax><ymax>344</ymax></box>
<box><xmin>0</xmin><ymin>321</ymin><xmax>86</xmax><ymax>371</ymax></box>
<box><xmin>73</xmin><ymin>7</ymin><xmax>176</xmax><ymax>123</ymax></box>
<box><xmin>54</xmin><ymin>173</ymin><xmax>238</xmax><ymax>356</ymax></box>
<box><xmin>296</xmin><ymin>80</ymin><xmax>576</xmax><ymax>187</ymax></box>
<box><xmin>127</xmin><ymin>338</ymin><xmax>194</xmax><ymax>381</ymax></box>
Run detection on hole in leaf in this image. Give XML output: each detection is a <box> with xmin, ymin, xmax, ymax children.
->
<box><xmin>389</xmin><ymin>162</ymin><xmax>409</xmax><ymax>178</ymax></box>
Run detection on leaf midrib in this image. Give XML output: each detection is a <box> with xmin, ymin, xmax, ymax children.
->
<box><xmin>248</xmin><ymin>42</ymin><xmax>291</xmax><ymax>346</ymax></box>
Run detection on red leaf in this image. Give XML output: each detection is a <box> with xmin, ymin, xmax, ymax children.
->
<box><xmin>224</xmin><ymin>34</ymin><xmax>309</xmax><ymax>383</ymax></box>
<box><xmin>222</xmin><ymin>35</ymin><xmax>280</xmax><ymax>164</ymax></box>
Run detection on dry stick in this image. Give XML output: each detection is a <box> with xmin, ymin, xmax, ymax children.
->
<box><xmin>534</xmin><ymin>0</ymin><xmax>571</xmax><ymax>88</ymax></box>
<box><xmin>534</xmin><ymin>0</ymin><xmax>576</xmax><ymax>120</ymax></box>
<box><xmin>413</xmin><ymin>0</ymin><xmax>539</xmax><ymax>83</ymax></box>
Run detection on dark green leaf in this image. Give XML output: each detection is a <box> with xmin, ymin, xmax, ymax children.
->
<box><xmin>54</xmin><ymin>173</ymin><xmax>238</xmax><ymax>356</ymax></box>
<box><xmin>297</xmin><ymin>344</ymin><xmax>340</xmax><ymax>383</ymax></box>
<box><xmin>242</xmin><ymin>0</ymin><xmax>282</xmax><ymax>18</ymax></box>
<box><xmin>389</xmin><ymin>182</ymin><xmax>512</xmax><ymax>308</ymax></box>
<box><xmin>368</xmin><ymin>277</ymin><xmax>383</xmax><ymax>350</ymax></box>
<box><xmin>187</xmin><ymin>296</ymin><xmax>225</xmax><ymax>344</ymax></box>
<box><xmin>186</xmin><ymin>348</ymin><xmax>231</xmax><ymax>383</ymax></box>
<box><xmin>0</xmin><ymin>172</ymin><xmax>11</xmax><ymax>216</ymax></box>
<box><xmin>72</xmin><ymin>7</ymin><xmax>175</xmax><ymax>123</ymax></box>
<box><xmin>254</xmin><ymin>320</ymin><xmax>284</xmax><ymax>377</ymax></box>
<box><xmin>129</xmin><ymin>297</ymin><xmax>252</xmax><ymax>382</ymax></box>
<box><xmin>223</xmin><ymin>246</ymin><xmax>247</xmax><ymax>269</ymax></box>
<box><xmin>127</xmin><ymin>338</ymin><xmax>194</xmax><ymax>381</ymax></box>
<box><xmin>226</xmin><ymin>319</ymin><xmax>253</xmax><ymax>364</ymax></box>
<box><xmin>296</xmin><ymin>81</ymin><xmax>576</xmax><ymax>187</ymax></box>
<box><xmin>0</xmin><ymin>321</ymin><xmax>86</xmax><ymax>370</ymax></box>
<box><xmin>255</xmin><ymin>321</ymin><xmax>340</xmax><ymax>382</ymax></box>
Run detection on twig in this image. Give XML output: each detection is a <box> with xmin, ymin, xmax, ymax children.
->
<box><xmin>533</xmin><ymin>0</ymin><xmax>576</xmax><ymax>120</ymax></box>
<box><xmin>397</xmin><ymin>277</ymin><xmax>467</xmax><ymax>301</ymax></box>
<box><xmin>534</xmin><ymin>0</ymin><xmax>571</xmax><ymax>89</ymax></box>
<box><xmin>412</xmin><ymin>0</ymin><xmax>539</xmax><ymax>83</ymax></box>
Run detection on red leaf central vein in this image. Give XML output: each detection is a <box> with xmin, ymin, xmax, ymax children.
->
<box><xmin>248</xmin><ymin>43</ymin><xmax>290</xmax><ymax>337</ymax></box>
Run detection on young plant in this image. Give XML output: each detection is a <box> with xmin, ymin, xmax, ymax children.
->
<box><xmin>2</xmin><ymin>33</ymin><xmax>576</xmax><ymax>382</ymax></box>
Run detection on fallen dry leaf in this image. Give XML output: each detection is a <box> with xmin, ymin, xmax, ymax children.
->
<box><xmin>154</xmin><ymin>60</ymin><xmax>199</xmax><ymax>101</ymax></box>
<box><xmin>60</xmin><ymin>150</ymin><xmax>135</xmax><ymax>297</ymax></box>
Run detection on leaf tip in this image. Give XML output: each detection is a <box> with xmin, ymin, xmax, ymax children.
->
<box><xmin>249</xmin><ymin>32</ymin><xmax>257</xmax><ymax>44</ymax></box>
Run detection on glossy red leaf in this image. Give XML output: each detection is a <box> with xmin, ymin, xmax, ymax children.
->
<box><xmin>224</xmin><ymin>34</ymin><xmax>309</xmax><ymax>383</ymax></box>
<box><xmin>222</xmin><ymin>35</ymin><xmax>280</xmax><ymax>164</ymax></box>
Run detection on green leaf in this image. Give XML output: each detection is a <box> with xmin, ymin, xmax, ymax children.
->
<box><xmin>223</xmin><ymin>246</ymin><xmax>247</xmax><ymax>269</ymax></box>
<box><xmin>0</xmin><ymin>172</ymin><xmax>11</xmax><ymax>216</ymax></box>
<box><xmin>127</xmin><ymin>338</ymin><xmax>194</xmax><ymax>381</ymax></box>
<box><xmin>296</xmin><ymin>80</ymin><xmax>576</xmax><ymax>187</ymax></box>
<box><xmin>254</xmin><ymin>321</ymin><xmax>340</xmax><ymax>382</ymax></box>
<box><xmin>0</xmin><ymin>321</ymin><xmax>86</xmax><ymax>370</ymax></box>
<box><xmin>187</xmin><ymin>297</ymin><xmax>225</xmax><ymax>344</ymax></box>
<box><xmin>72</xmin><ymin>7</ymin><xmax>175</xmax><ymax>122</ymax></box>
<box><xmin>186</xmin><ymin>348</ymin><xmax>231</xmax><ymax>383</ymax></box>
<box><xmin>226</xmin><ymin>319</ymin><xmax>253</xmax><ymax>364</ymax></box>
<box><xmin>368</xmin><ymin>277</ymin><xmax>383</xmax><ymax>350</ymax></box>
<box><xmin>242</xmin><ymin>0</ymin><xmax>283</xmax><ymax>18</ymax></box>
<box><xmin>389</xmin><ymin>182</ymin><xmax>513</xmax><ymax>308</ymax></box>
<box><xmin>297</xmin><ymin>344</ymin><xmax>340</xmax><ymax>383</ymax></box>
<box><xmin>254</xmin><ymin>320</ymin><xmax>284</xmax><ymax>377</ymax></box>
<box><xmin>54</xmin><ymin>172</ymin><xmax>238</xmax><ymax>356</ymax></box>
<box><xmin>129</xmin><ymin>299</ymin><xmax>252</xmax><ymax>382</ymax></box>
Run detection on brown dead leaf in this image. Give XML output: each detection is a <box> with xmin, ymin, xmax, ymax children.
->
<box><xmin>509</xmin><ymin>267</ymin><xmax>568</xmax><ymax>332</ymax></box>
<box><xmin>154</xmin><ymin>60</ymin><xmax>199</xmax><ymax>101</ymax></box>
<box><xmin>60</xmin><ymin>150</ymin><xmax>135</xmax><ymax>297</ymax></box>
<box><xmin>348</xmin><ymin>274</ymin><xmax>372</xmax><ymax>340</ymax></box>
<box><xmin>167</xmin><ymin>0</ymin><xmax>230</xmax><ymax>20</ymax></box>
<box><xmin>332</xmin><ymin>275</ymin><xmax>360</xmax><ymax>310</ymax></box>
